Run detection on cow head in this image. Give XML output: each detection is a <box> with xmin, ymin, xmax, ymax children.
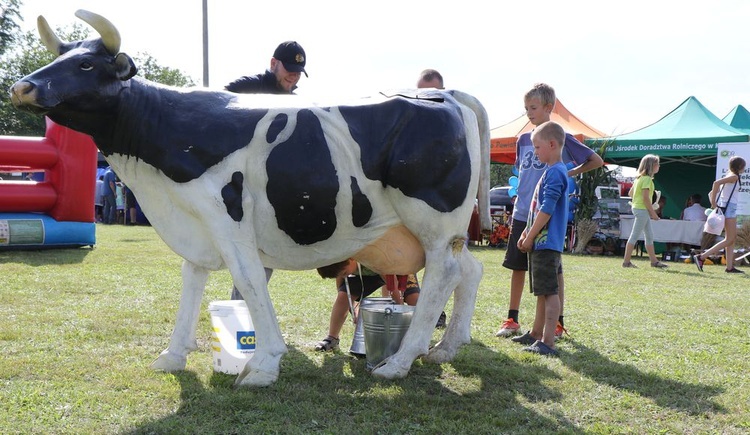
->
<box><xmin>10</xmin><ymin>9</ymin><xmax>137</xmax><ymax>118</ymax></box>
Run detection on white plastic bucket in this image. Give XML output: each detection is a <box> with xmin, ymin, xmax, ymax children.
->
<box><xmin>207</xmin><ymin>300</ymin><xmax>255</xmax><ymax>374</ymax></box>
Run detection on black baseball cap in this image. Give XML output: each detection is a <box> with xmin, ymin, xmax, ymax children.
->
<box><xmin>273</xmin><ymin>41</ymin><xmax>307</xmax><ymax>77</ymax></box>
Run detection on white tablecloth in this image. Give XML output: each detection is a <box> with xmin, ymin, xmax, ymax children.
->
<box><xmin>619</xmin><ymin>216</ymin><xmax>705</xmax><ymax>245</ymax></box>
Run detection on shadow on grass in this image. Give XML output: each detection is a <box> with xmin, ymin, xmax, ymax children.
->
<box><xmin>125</xmin><ymin>342</ymin><xmax>585</xmax><ymax>433</ymax></box>
<box><xmin>118</xmin><ymin>238</ymin><xmax>155</xmax><ymax>243</ymax></box>
<box><xmin>0</xmin><ymin>246</ymin><xmax>91</xmax><ymax>265</ymax></box>
<box><xmin>562</xmin><ymin>341</ymin><xmax>726</xmax><ymax>416</ymax></box>
<box><xmin>448</xmin><ymin>340</ymin><xmax>585</xmax><ymax>433</ymax></box>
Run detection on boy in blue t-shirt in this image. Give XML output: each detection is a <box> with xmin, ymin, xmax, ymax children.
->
<box><xmin>496</xmin><ymin>83</ymin><xmax>603</xmax><ymax>339</ymax></box>
<box><xmin>516</xmin><ymin>121</ymin><xmax>569</xmax><ymax>356</ymax></box>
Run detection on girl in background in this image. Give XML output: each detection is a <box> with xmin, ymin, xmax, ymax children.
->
<box><xmin>622</xmin><ymin>154</ymin><xmax>667</xmax><ymax>268</ymax></box>
<box><xmin>693</xmin><ymin>156</ymin><xmax>746</xmax><ymax>273</ymax></box>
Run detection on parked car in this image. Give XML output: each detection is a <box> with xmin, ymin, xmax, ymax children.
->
<box><xmin>490</xmin><ymin>185</ymin><xmax>514</xmax><ymax>215</ymax></box>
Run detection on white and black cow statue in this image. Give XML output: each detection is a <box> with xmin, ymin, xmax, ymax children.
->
<box><xmin>10</xmin><ymin>10</ymin><xmax>492</xmax><ymax>387</ymax></box>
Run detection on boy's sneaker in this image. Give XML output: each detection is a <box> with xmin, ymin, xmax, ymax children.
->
<box><xmin>511</xmin><ymin>331</ymin><xmax>537</xmax><ymax>345</ymax></box>
<box><xmin>435</xmin><ymin>311</ymin><xmax>447</xmax><ymax>329</ymax></box>
<box><xmin>725</xmin><ymin>268</ymin><xmax>745</xmax><ymax>274</ymax></box>
<box><xmin>495</xmin><ymin>318</ymin><xmax>520</xmax><ymax>337</ymax></box>
<box><xmin>692</xmin><ymin>253</ymin><xmax>704</xmax><ymax>272</ymax></box>
<box><xmin>523</xmin><ymin>340</ymin><xmax>559</xmax><ymax>356</ymax></box>
<box><xmin>554</xmin><ymin>322</ymin><xmax>568</xmax><ymax>340</ymax></box>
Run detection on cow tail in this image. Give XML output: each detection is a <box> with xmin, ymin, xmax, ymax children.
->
<box><xmin>476</xmin><ymin>98</ymin><xmax>492</xmax><ymax>234</ymax></box>
<box><xmin>451</xmin><ymin>90</ymin><xmax>492</xmax><ymax>234</ymax></box>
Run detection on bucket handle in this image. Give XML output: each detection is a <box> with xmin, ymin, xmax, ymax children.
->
<box><xmin>384</xmin><ymin>307</ymin><xmax>394</xmax><ymax>336</ymax></box>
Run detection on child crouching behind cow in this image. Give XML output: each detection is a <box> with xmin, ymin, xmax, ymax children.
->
<box><xmin>314</xmin><ymin>259</ymin><xmax>419</xmax><ymax>351</ymax></box>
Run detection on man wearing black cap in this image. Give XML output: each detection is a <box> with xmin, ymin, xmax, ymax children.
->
<box><xmin>225</xmin><ymin>41</ymin><xmax>307</xmax><ymax>300</ymax></box>
<box><xmin>225</xmin><ymin>41</ymin><xmax>307</xmax><ymax>94</ymax></box>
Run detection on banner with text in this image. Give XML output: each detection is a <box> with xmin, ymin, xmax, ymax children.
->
<box><xmin>716</xmin><ymin>143</ymin><xmax>750</xmax><ymax>225</ymax></box>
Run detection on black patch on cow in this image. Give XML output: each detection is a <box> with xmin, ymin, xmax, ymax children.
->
<box><xmin>266</xmin><ymin>109</ymin><xmax>338</xmax><ymax>245</ymax></box>
<box><xmin>267</xmin><ymin>113</ymin><xmax>288</xmax><ymax>143</ymax></box>
<box><xmin>86</xmin><ymin>81</ymin><xmax>269</xmax><ymax>183</ymax></box>
<box><xmin>222</xmin><ymin>171</ymin><xmax>244</xmax><ymax>222</ymax></box>
<box><xmin>338</xmin><ymin>91</ymin><xmax>471</xmax><ymax>212</ymax></box>
<box><xmin>350</xmin><ymin>176</ymin><xmax>372</xmax><ymax>227</ymax></box>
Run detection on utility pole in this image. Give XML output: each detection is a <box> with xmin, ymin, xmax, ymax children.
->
<box><xmin>202</xmin><ymin>0</ymin><xmax>209</xmax><ymax>87</ymax></box>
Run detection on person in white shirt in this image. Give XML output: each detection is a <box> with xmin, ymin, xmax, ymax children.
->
<box><xmin>693</xmin><ymin>157</ymin><xmax>747</xmax><ymax>273</ymax></box>
<box><xmin>680</xmin><ymin>193</ymin><xmax>707</xmax><ymax>221</ymax></box>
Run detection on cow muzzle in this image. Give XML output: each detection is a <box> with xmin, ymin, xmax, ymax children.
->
<box><xmin>9</xmin><ymin>81</ymin><xmax>48</xmax><ymax>114</ymax></box>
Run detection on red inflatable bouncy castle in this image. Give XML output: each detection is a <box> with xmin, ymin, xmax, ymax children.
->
<box><xmin>0</xmin><ymin>118</ymin><xmax>97</xmax><ymax>249</ymax></box>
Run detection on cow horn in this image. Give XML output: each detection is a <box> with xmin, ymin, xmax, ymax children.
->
<box><xmin>74</xmin><ymin>9</ymin><xmax>121</xmax><ymax>55</ymax></box>
<box><xmin>37</xmin><ymin>16</ymin><xmax>64</xmax><ymax>55</ymax></box>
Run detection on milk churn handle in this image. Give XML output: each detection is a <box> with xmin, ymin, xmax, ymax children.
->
<box><xmin>345</xmin><ymin>276</ymin><xmax>357</xmax><ymax>325</ymax></box>
<box><xmin>356</xmin><ymin>261</ymin><xmax>365</xmax><ymax>295</ymax></box>
<box><xmin>346</xmin><ymin>262</ymin><xmax>367</xmax><ymax>325</ymax></box>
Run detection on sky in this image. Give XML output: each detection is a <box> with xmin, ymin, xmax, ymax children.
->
<box><xmin>15</xmin><ymin>0</ymin><xmax>750</xmax><ymax>138</ymax></box>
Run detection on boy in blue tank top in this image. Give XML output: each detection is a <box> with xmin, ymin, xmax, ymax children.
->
<box><xmin>496</xmin><ymin>83</ymin><xmax>603</xmax><ymax>339</ymax></box>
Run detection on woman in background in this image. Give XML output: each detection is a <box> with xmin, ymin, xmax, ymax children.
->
<box><xmin>622</xmin><ymin>154</ymin><xmax>667</xmax><ymax>268</ymax></box>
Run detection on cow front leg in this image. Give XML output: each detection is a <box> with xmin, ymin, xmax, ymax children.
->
<box><xmin>424</xmin><ymin>246</ymin><xmax>480</xmax><ymax>363</ymax></box>
<box><xmin>371</xmin><ymin>245</ymin><xmax>461</xmax><ymax>379</ymax></box>
<box><xmin>222</xmin><ymin>249</ymin><xmax>288</xmax><ymax>387</ymax></box>
<box><xmin>152</xmin><ymin>260</ymin><xmax>209</xmax><ymax>372</ymax></box>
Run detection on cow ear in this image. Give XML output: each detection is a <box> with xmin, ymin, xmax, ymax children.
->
<box><xmin>114</xmin><ymin>53</ymin><xmax>137</xmax><ymax>81</ymax></box>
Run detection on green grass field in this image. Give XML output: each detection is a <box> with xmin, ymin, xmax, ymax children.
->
<box><xmin>1</xmin><ymin>224</ymin><xmax>748</xmax><ymax>434</ymax></box>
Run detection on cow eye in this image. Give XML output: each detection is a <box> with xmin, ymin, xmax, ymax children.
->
<box><xmin>80</xmin><ymin>62</ymin><xmax>94</xmax><ymax>71</ymax></box>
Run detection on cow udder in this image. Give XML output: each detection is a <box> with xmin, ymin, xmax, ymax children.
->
<box><xmin>353</xmin><ymin>225</ymin><xmax>425</xmax><ymax>275</ymax></box>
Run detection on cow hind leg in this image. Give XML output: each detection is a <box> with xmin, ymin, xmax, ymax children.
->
<box><xmin>371</xmin><ymin>243</ymin><xmax>462</xmax><ymax>379</ymax></box>
<box><xmin>424</xmin><ymin>245</ymin><xmax>481</xmax><ymax>363</ymax></box>
<box><xmin>151</xmin><ymin>260</ymin><xmax>209</xmax><ymax>372</ymax></box>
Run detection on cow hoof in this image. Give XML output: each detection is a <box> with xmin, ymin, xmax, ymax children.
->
<box><xmin>234</xmin><ymin>368</ymin><xmax>279</xmax><ymax>388</ymax></box>
<box><xmin>150</xmin><ymin>350</ymin><xmax>187</xmax><ymax>372</ymax></box>
<box><xmin>423</xmin><ymin>344</ymin><xmax>456</xmax><ymax>364</ymax></box>
<box><xmin>371</xmin><ymin>359</ymin><xmax>410</xmax><ymax>380</ymax></box>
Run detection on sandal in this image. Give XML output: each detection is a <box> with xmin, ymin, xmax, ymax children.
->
<box><xmin>314</xmin><ymin>335</ymin><xmax>340</xmax><ymax>352</ymax></box>
<box><xmin>622</xmin><ymin>262</ymin><xmax>637</xmax><ymax>268</ymax></box>
<box><xmin>651</xmin><ymin>261</ymin><xmax>668</xmax><ymax>268</ymax></box>
<box><xmin>692</xmin><ymin>253</ymin><xmax>704</xmax><ymax>272</ymax></box>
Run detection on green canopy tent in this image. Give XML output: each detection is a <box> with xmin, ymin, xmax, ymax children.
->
<box><xmin>722</xmin><ymin>104</ymin><xmax>750</xmax><ymax>134</ymax></box>
<box><xmin>587</xmin><ymin>96</ymin><xmax>750</xmax><ymax>218</ymax></box>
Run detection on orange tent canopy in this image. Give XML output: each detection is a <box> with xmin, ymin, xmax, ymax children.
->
<box><xmin>490</xmin><ymin>98</ymin><xmax>605</xmax><ymax>164</ymax></box>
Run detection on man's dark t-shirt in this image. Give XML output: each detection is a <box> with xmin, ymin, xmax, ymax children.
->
<box><xmin>224</xmin><ymin>70</ymin><xmax>295</xmax><ymax>94</ymax></box>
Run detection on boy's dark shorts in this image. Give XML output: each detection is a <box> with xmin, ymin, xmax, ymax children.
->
<box><xmin>503</xmin><ymin>218</ymin><xmax>563</xmax><ymax>274</ymax></box>
<box><xmin>503</xmin><ymin>218</ymin><xmax>530</xmax><ymax>271</ymax></box>
<box><xmin>338</xmin><ymin>274</ymin><xmax>420</xmax><ymax>301</ymax></box>
<box><xmin>403</xmin><ymin>274</ymin><xmax>420</xmax><ymax>296</ymax></box>
<box><xmin>530</xmin><ymin>249</ymin><xmax>561</xmax><ymax>296</ymax></box>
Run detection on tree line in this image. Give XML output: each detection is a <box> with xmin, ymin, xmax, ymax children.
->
<box><xmin>0</xmin><ymin>0</ymin><xmax>195</xmax><ymax>137</ymax></box>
